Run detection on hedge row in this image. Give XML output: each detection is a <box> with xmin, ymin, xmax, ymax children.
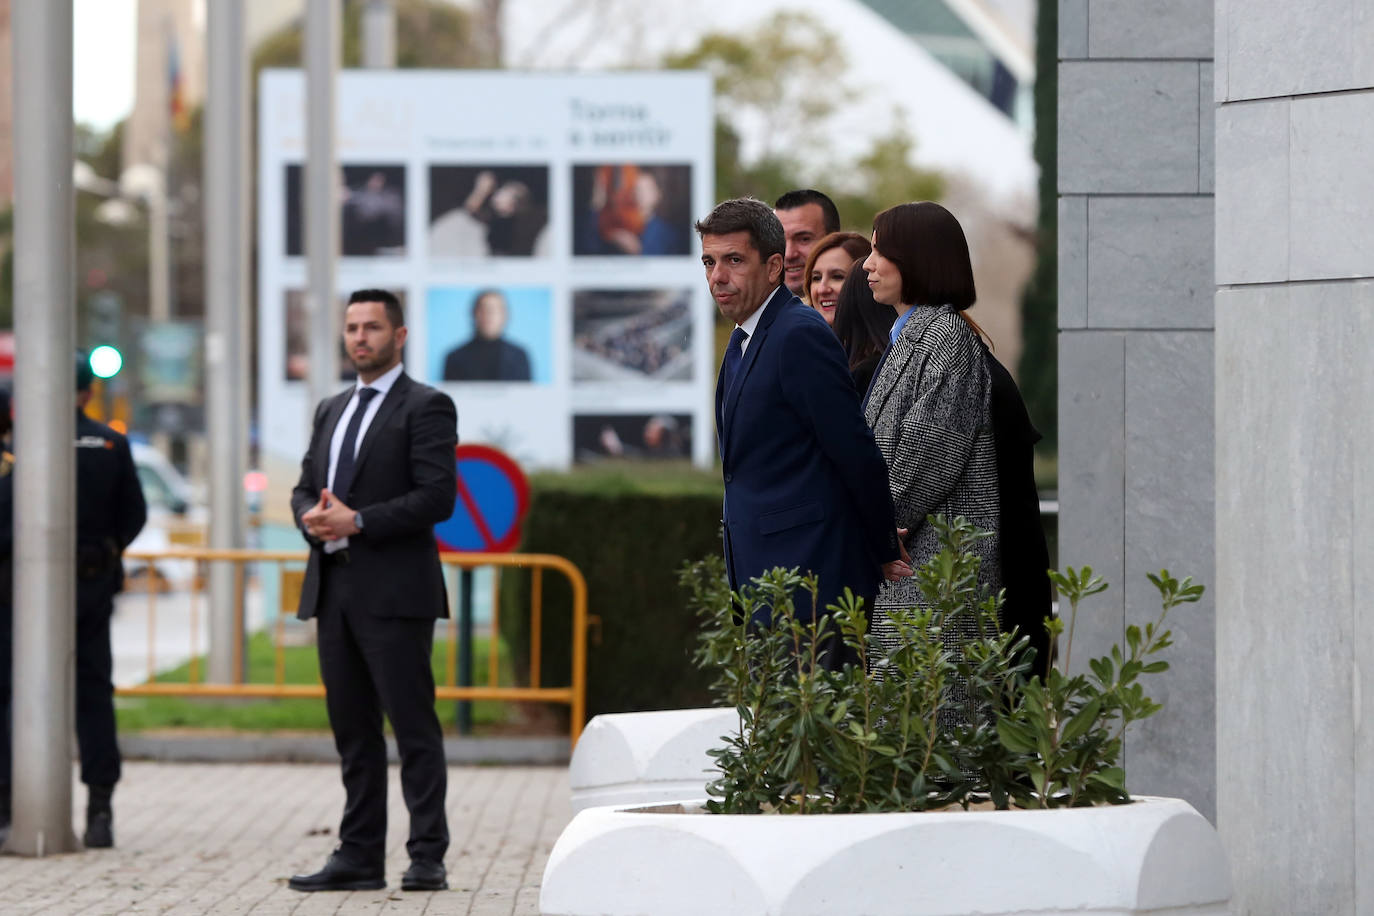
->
<box><xmin>500</xmin><ymin>474</ymin><xmax>725</xmax><ymax>724</ymax></box>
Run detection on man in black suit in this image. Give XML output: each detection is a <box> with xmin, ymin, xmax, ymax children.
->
<box><xmin>441</xmin><ymin>289</ymin><xmax>532</xmax><ymax>382</ymax></box>
<box><xmin>701</xmin><ymin>198</ymin><xmax>908</xmax><ymax>667</ymax></box>
<box><xmin>288</xmin><ymin>289</ymin><xmax>458</xmax><ymax>893</ymax></box>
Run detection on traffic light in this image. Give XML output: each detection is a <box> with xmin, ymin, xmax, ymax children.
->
<box><xmin>89</xmin><ymin>345</ymin><xmax>123</xmax><ymax>379</ymax></box>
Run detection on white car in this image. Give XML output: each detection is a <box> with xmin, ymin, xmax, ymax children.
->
<box><xmin>124</xmin><ymin>442</ymin><xmax>205</xmax><ymax>590</ymax></box>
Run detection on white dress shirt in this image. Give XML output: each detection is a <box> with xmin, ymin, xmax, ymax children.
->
<box><xmin>323</xmin><ymin>361</ymin><xmax>404</xmax><ymax>552</ymax></box>
<box><xmin>734</xmin><ymin>286</ymin><xmax>780</xmax><ymax>355</ymax></box>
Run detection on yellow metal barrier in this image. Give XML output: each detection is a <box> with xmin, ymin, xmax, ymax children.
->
<box><xmin>118</xmin><ymin>548</ymin><xmax>590</xmax><ymax>745</ymax></box>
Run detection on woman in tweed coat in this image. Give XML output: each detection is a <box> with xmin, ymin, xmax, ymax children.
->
<box><xmin>860</xmin><ymin>202</ymin><xmax>1000</xmax><ymax>693</ymax></box>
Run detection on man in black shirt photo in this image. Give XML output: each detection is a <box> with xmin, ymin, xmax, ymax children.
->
<box><xmin>440</xmin><ymin>289</ymin><xmax>532</xmax><ymax>382</ymax></box>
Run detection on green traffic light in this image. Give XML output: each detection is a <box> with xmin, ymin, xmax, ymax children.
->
<box><xmin>89</xmin><ymin>345</ymin><xmax>122</xmax><ymax>379</ymax></box>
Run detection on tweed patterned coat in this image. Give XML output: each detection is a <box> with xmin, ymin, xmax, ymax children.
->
<box><xmin>863</xmin><ymin>305</ymin><xmax>1001</xmax><ymax>699</ymax></box>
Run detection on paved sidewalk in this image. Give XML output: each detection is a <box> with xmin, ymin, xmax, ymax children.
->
<box><xmin>0</xmin><ymin>762</ymin><xmax>571</xmax><ymax>915</ymax></box>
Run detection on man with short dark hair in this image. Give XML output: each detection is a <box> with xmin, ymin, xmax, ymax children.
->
<box><xmin>774</xmin><ymin>189</ymin><xmax>841</xmax><ymax>297</ymax></box>
<box><xmin>441</xmin><ymin>289</ymin><xmax>532</xmax><ymax>382</ymax></box>
<box><xmin>697</xmin><ymin>198</ymin><xmax>908</xmax><ymax>667</ymax></box>
<box><xmin>289</xmin><ymin>289</ymin><xmax>457</xmax><ymax>893</ymax></box>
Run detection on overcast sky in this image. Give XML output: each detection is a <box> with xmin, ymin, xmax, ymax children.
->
<box><xmin>73</xmin><ymin>0</ymin><xmax>137</xmax><ymax>130</ymax></box>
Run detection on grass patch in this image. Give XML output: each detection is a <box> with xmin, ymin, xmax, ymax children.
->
<box><xmin>116</xmin><ymin>630</ymin><xmax>515</xmax><ymax>734</ymax></box>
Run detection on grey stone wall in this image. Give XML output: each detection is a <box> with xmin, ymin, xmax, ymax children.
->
<box><xmin>1214</xmin><ymin>0</ymin><xmax>1374</xmax><ymax>909</ymax></box>
<box><xmin>1057</xmin><ymin>0</ymin><xmax>1216</xmax><ymax>819</ymax></box>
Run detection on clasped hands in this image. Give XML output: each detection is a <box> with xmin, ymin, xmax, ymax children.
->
<box><xmin>881</xmin><ymin>527</ymin><xmax>914</xmax><ymax>581</ymax></box>
<box><xmin>301</xmin><ymin>488</ymin><xmax>359</xmax><ymax>542</ymax></box>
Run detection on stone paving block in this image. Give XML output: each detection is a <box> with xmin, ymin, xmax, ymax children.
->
<box><xmin>0</xmin><ymin>762</ymin><xmax>571</xmax><ymax>915</ymax></box>
<box><xmin>1215</xmin><ymin>99</ymin><xmax>1288</xmax><ymax>285</ymax></box>
<box><xmin>1290</xmin><ymin>92</ymin><xmax>1374</xmax><ymax>281</ymax></box>
<box><xmin>1198</xmin><ymin>64</ymin><xmax>1214</xmax><ymax>194</ymax></box>
<box><xmin>1059</xmin><ymin>0</ymin><xmax>1087</xmax><ymax>59</ymax></box>
<box><xmin>1058</xmin><ymin>196</ymin><xmax>1088</xmax><ymax>328</ymax></box>
<box><xmin>1123</xmin><ymin>331</ymin><xmax>1216</xmax><ymax>820</ymax></box>
<box><xmin>1088</xmin><ymin>0</ymin><xmax>1213</xmax><ymax>57</ymax></box>
<box><xmin>1057</xmin><ymin>331</ymin><xmax>1126</xmax><ymax>664</ymax></box>
<box><xmin>1087</xmin><ymin>196</ymin><xmax>1213</xmax><ymax>329</ymax></box>
<box><xmin>1226</xmin><ymin>0</ymin><xmax>1353</xmax><ymax>100</ymax></box>
<box><xmin>1060</xmin><ymin>62</ymin><xmax>1200</xmax><ymax>194</ymax></box>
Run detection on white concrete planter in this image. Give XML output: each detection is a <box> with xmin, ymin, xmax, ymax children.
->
<box><xmin>568</xmin><ymin>708</ymin><xmax>737</xmax><ymax>812</ymax></box>
<box><xmin>541</xmin><ymin>796</ymin><xmax>1231</xmax><ymax>916</ymax></box>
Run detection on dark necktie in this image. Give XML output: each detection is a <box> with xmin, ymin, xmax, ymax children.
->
<box><xmin>722</xmin><ymin>327</ymin><xmax>748</xmax><ymax>395</ymax></box>
<box><xmin>331</xmin><ymin>387</ymin><xmax>378</xmax><ymax>498</ymax></box>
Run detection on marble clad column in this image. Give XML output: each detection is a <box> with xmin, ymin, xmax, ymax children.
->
<box><xmin>1057</xmin><ymin>0</ymin><xmax>1217</xmax><ymax>818</ymax></box>
<box><xmin>1214</xmin><ymin>0</ymin><xmax>1374</xmax><ymax>909</ymax></box>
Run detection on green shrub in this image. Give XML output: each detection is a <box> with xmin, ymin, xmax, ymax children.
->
<box><xmin>501</xmin><ymin>466</ymin><xmax>725</xmax><ymax>724</ymax></box>
<box><xmin>689</xmin><ymin>515</ymin><xmax>1203</xmax><ymax>813</ymax></box>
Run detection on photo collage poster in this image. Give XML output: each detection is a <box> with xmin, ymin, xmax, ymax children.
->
<box><xmin>258</xmin><ymin>70</ymin><xmax>715</xmax><ymax>474</ymax></box>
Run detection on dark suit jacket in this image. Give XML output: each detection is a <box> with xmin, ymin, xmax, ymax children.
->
<box><xmin>442</xmin><ymin>338</ymin><xmax>532</xmax><ymax>382</ymax></box>
<box><xmin>716</xmin><ymin>286</ymin><xmax>899</xmax><ymax>625</ymax></box>
<box><xmin>291</xmin><ymin>373</ymin><xmax>458</xmax><ymax>620</ymax></box>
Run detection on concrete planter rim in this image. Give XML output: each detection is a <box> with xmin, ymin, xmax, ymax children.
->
<box><xmin>541</xmin><ymin>793</ymin><xmax>1231</xmax><ymax>916</ymax></box>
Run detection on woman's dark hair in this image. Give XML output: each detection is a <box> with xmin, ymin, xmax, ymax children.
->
<box><xmin>801</xmin><ymin>231</ymin><xmax>872</xmax><ymax>305</ymax></box>
<box><xmin>832</xmin><ymin>259</ymin><xmax>896</xmax><ymax>370</ymax></box>
<box><xmin>871</xmin><ymin>201</ymin><xmax>977</xmax><ymax>310</ymax></box>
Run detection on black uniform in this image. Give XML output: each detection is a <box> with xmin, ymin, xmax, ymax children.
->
<box><xmin>0</xmin><ymin>412</ymin><xmax>146</xmax><ymax>810</ymax></box>
<box><xmin>72</xmin><ymin>412</ymin><xmax>147</xmax><ymax>789</ymax></box>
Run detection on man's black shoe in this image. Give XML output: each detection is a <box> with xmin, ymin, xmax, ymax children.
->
<box><xmin>400</xmin><ymin>857</ymin><xmax>448</xmax><ymax>891</ymax></box>
<box><xmin>288</xmin><ymin>851</ymin><xmax>385</xmax><ymax>892</ymax></box>
<box><xmin>83</xmin><ymin>810</ymin><xmax>114</xmax><ymax>848</ymax></box>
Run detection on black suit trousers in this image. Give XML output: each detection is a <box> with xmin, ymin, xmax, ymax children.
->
<box><xmin>316</xmin><ymin>560</ymin><xmax>448</xmax><ymax>865</ymax></box>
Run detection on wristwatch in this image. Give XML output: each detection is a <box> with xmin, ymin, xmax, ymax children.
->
<box><xmin>353</xmin><ymin>511</ymin><xmax>365</xmax><ymax>532</ymax></box>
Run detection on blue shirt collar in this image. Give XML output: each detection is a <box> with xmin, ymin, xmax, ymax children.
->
<box><xmin>889</xmin><ymin>307</ymin><xmax>917</xmax><ymax>346</ymax></box>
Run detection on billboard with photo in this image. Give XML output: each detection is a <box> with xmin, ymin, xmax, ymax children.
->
<box><xmin>258</xmin><ymin>71</ymin><xmax>714</xmax><ymax>472</ymax></box>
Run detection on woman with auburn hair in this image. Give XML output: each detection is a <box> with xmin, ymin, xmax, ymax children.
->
<box><xmin>831</xmin><ymin>262</ymin><xmax>895</xmax><ymax>396</ymax></box>
<box><xmin>860</xmin><ymin>201</ymin><xmax>1004</xmax><ymax>691</ymax></box>
<box><xmin>801</xmin><ymin>231</ymin><xmax>871</xmax><ymax>326</ymax></box>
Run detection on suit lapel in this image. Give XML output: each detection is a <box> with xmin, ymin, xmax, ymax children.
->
<box><xmin>316</xmin><ymin>391</ymin><xmax>352</xmax><ymax>489</ymax></box>
<box><xmin>350</xmin><ymin>373</ymin><xmax>410</xmax><ymax>486</ymax></box>
<box><xmin>863</xmin><ymin>306</ymin><xmax>944</xmax><ymax>425</ymax></box>
<box><xmin>721</xmin><ymin>286</ymin><xmax>791</xmax><ymax>453</ymax></box>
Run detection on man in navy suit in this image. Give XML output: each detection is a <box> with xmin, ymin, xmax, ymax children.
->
<box><xmin>698</xmin><ymin>198</ymin><xmax>909</xmax><ymax>667</ymax></box>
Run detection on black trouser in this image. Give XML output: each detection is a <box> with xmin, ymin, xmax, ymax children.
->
<box><xmin>75</xmin><ymin>581</ymin><xmax>121</xmax><ymax>788</ymax></box>
<box><xmin>0</xmin><ymin>560</ymin><xmax>10</xmax><ymax>802</ymax></box>
<box><xmin>316</xmin><ymin>560</ymin><xmax>448</xmax><ymax>866</ymax></box>
<box><xmin>0</xmin><ymin>571</ymin><xmax>120</xmax><ymax>799</ymax></box>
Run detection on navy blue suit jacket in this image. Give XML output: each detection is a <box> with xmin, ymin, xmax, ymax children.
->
<box><xmin>716</xmin><ymin>286</ymin><xmax>899</xmax><ymax>628</ymax></box>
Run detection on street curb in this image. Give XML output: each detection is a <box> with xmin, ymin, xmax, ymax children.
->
<box><xmin>122</xmin><ymin>733</ymin><xmax>570</xmax><ymax>765</ymax></box>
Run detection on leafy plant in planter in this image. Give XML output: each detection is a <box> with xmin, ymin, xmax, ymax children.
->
<box><xmin>681</xmin><ymin>515</ymin><xmax>1203</xmax><ymax>814</ymax></box>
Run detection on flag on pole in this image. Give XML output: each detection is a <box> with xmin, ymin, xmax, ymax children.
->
<box><xmin>168</xmin><ymin>31</ymin><xmax>189</xmax><ymax>133</ymax></box>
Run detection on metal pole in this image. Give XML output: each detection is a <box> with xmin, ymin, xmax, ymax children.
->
<box><xmin>9</xmin><ymin>0</ymin><xmax>79</xmax><ymax>856</ymax></box>
<box><xmin>457</xmin><ymin>569</ymin><xmax>474</xmax><ymax>734</ymax></box>
<box><xmin>204</xmin><ymin>0</ymin><xmax>248</xmax><ymax>682</ymax></box>
<box><xmin>362</xmin><ymin>0</ymin><xmax>396</xmax><ymax>69</ymax></box>
<box><xmin>305</xmin><ymin>0</ymin><xmax>341</xmax><ymax>411</ymax></box>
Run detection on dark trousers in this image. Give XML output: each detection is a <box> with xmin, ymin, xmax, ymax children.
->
<box><xmin>0</xmin><ymin>578</ymin><xmax>121</xmax><ymax>799</ymax></box>
<box><xmin>316</xmin><ymin>562</ymin><xmax>448</xmax><ymax>866</ymax></box>
<box><xmin>76</xmin><ymin>586</ymin><xmax>121</xmax><ymax>788</ymax></box>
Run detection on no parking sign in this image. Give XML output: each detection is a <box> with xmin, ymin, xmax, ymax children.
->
<box><xmin>434</xmin><ymin>444</ymin><xmax>530</xmax><ymax>553</ymax></box>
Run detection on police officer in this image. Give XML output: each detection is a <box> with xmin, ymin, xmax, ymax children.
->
<box><xmin>71</xmin><ymin>355</ymin><xmax>146</xmax><ymax>847</ymax></box>
<box><xmin>0</xmin><ymin>357</ymin><xmax>147</xmax><ymax>848</ymax></box>
<box><xmin>0</xmin><ymin>387</ymin><xmax>13</xmax><ymax>846</ymax></box>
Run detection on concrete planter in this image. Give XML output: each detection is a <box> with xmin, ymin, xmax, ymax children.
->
<box><xmin>568</xmin><ymin>708</ymin><xmax>736</xmax><ymax>812</ymax></box>
<box><xmin>541</xmin><ymin>796</ymin><xmax>1230</xmax><ymax>916</ymax></box>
